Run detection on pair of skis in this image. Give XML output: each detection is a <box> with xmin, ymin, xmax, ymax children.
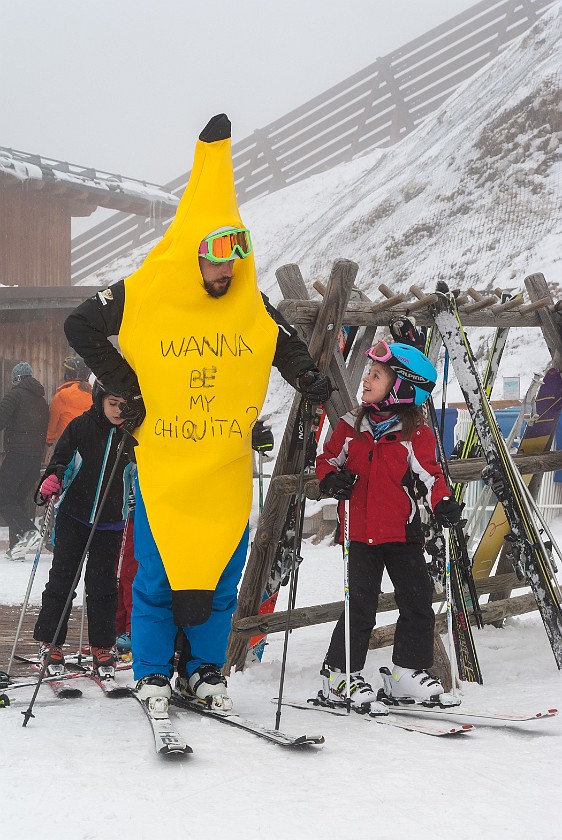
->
<box><xmin>133</xmin><ymin>690</ymin><xmax>325</xmax><ymax>759</ymax></box>
<box><xmin>11</xmin><ymin>654</ymin><xmax>132</xmax><ymax>699</ymax></box>
<box><xmin>431</xmin><ymin>292</ymin><xmax>562</xmax><ymax>668</ymax></box>
<box><xmin>277</xmin><ymin>695</ymin><xmax>558</xmax><ymax>736</ymax></box>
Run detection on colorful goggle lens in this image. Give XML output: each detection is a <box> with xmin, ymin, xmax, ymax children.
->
<box><xmin>365</xmin><ymin>340</ymin><xmax>393</xmax><ymax>364</ymax></box>
<box><xmin>199</xmin><ymin>229</ymin><xmax>253</xmax><ymax>262</ymax></box>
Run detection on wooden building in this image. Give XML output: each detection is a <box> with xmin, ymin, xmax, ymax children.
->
<box><xmin>0</xmin><ymin>147</ymin><xmax>178</xmax><ymax>401</ymax></box>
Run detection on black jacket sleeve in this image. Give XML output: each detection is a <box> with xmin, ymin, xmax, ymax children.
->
<box><xmin>0</xmin><ymin>389</ymin><xmax>18</xmax><ymax>432</ymax></box>
<box><xmin>64</xmin><ymin>281</ymin><xmax>139</xmax><ymax>394</ymax></box>
<box><xmin>261</xmin><ymin>293</ymin><xmax>317</xmax><ymax>387</ymax></box>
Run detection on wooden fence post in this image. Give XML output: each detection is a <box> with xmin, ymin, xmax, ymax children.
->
<box><xmin>225</xmin><ymin>259</ymin><xmax>358</xmax><ymax>672</ymax></box>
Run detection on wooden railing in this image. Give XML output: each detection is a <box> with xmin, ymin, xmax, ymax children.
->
<box><xmin>70</xmin><ymin>0</ymin><xmax>553</xmax><ymax>283</ymax></box>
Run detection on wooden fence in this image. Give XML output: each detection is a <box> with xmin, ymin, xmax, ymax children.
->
<box><xmin>70</xmin><ymin>0</ymin><xmax>554</xmax><ymax>283</ymax></box>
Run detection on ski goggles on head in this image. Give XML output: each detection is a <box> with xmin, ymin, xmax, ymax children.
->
<box><xmin>198</xmin><ymin>228</ymin><xmax>253</xmax><ymax>263</ymax></box>
<box><xmin>365</xmin><ymin>340</ymin><xmax>393</xmax><ymax>364</ymax></box>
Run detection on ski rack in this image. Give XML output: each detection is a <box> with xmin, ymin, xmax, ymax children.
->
<box><xmin>225</xmin><ymin>266</ymin><xmax>562</xmax><ymax>680</ymax></box>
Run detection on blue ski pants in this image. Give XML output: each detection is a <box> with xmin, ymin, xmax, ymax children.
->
<box><xmin>131</xmin><ymin>487</ymin><xmax>249</xmax><ymax>681</ymax></box>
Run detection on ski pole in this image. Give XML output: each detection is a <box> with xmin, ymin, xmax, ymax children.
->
<box><xmin>76</xmin><ymin>575</ymin><xmax>88</xmax><ymax>667</ymax></box>
<box><xmin>440</xmin><ymin>352</ymin><xmax>449</xmax><ymax>442</ymax></box>
<box><xmin>289</xmin><ymin>497</ymin><xmax>308</xmax><ymax>613</ymax></box>
<box><xmin>258</xmin><ymin>451</ymin><xmax>264</xmax><ymax>515</ymax></box>
<box><xmin>343</xmin><ymin>498</ymin><xmax>352</xmax><ymax>714</ymax></box>
<box><xmin>116</xmin><ymin>517</ymin><xmax>129</xmax><ymax>585</ymax></box>
<box><xmin>6</xmin><ymin>498</ymin><xmax>55</xmax><ymax>677</ymax></box>
<box><xmin>444</xmin><ymin>526</ymin><xmax>458</xmax><ymax>697</ymax></box>
<box><xmin>274</xmin><ymin>399</ymin><xmax>313</xmax><ymax>731</ymax></box>
<box><xmin>427</xmin><ymin>396</ymin><xmax>483</xmax><ymax>627</ymax></box>
<box><xmin>21</xmin><ymin>429</ymin><xmax>132</xmax><ymax>726</ymax></box>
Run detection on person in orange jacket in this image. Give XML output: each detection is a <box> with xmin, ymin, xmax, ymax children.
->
<box><xmin>46</xmin><ymin>356</ymin><xmax>93</xmax><ymax>447</ymax></box>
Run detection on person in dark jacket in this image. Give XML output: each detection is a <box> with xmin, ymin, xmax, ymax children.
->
<box><xmin>63</xmin><ymin>114</ymin><xmax>332</xmax><ymax>713</ymax></box>
<box><xmin>33</xmin><ymin>380</ymin><xmax>134</xmax><ymax>678</ymax></box>
<box><xmin>0</xmin><ymin>362</ymin><xmax>49</xmax><ymax>560</ymax></box>
<box><xmin>315</xmin><ymin>340</ymin><xmax>462</xmax><ymax>709</ymax></box>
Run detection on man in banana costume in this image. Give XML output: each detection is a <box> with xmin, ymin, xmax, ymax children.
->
<box><xmin>65</xmin><ymin>114</ymin><xmax>331</xmax><ymax>709</ymax></box>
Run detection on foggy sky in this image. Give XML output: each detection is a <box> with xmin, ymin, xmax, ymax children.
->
<box><xmin>2</xmin><ymin>1</ymin><xmax>479</xmax><ymax>187</ymax></box>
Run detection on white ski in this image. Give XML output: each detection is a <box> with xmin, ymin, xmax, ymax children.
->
<box><xmin>133</xmin><ymin>693</ymin><xmax>193</xmax><ymax>758</ymax></box>
<box><xmin>171</xmin><ymin>692</ymin><xmax>325</xmax><ymax>748</ymax></box>
<box><xmin>376</xmin><ymin>701</ymin><xmax>558</xmax><ymax>724</ymax></box>
<box><xmin>275</xmin><ymin>698</ymin><xmax>474</xmax><ymax>737</ymax></box>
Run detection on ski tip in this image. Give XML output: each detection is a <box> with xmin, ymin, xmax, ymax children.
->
<box><xmin>540</xmin><ymin>709</ymin><xmax>558</xmax><ymax>717</ymax></box>
<box><xmin>291</xmin><ymin>734</ymin><xmax>325</xmax><ymax>746</ymax></box>
<box><xmin>460</xmin><ymin>724</ymin><xmax>474</xmax><ymax>731</ymax></box>
<box><xmin>57</xmin><ymin>689</ymin><xmax>83</xmax><ymax>699</ymax></box>
<box><xmin>160</xmin><ymin>745</ymin><xmax>193</xmax><ymax>758</ymax></box>
<box><xmin>106</xmin><ymin>687</ymin><xmax>134</xmax><ymax>699</ymax></box>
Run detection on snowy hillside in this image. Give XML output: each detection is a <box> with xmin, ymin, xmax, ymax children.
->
<box><xmin>82</xmin><ymin>4</ymin><xmax>561</xmax><ymax>414</ymax></box>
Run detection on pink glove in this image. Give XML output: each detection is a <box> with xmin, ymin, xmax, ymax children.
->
<box><xmin>40</xmin><ymin>473</ymin><xmax>62</xmax><ymax>499</ymax></box>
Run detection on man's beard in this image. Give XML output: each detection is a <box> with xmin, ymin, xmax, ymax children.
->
<box><xmin>204</xmin><ymin>277</ymin><xmax>232</xmax><ymax>298</ymax></box>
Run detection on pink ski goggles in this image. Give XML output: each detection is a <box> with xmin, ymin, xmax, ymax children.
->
<box><xmin>365</xmin><ymin>340</ymin><xmax>393</xmax><ymax>364</ymax></box>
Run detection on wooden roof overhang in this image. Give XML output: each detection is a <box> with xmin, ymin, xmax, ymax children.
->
<box><xmin>0</xmin><ymin>285</ymin><xmax>99</xmax><ymax>323</ymax></box>
<box><xmin>0</xmin><ymin>148</ymin><xmax>179</xmax><ymax>217</ymax></box>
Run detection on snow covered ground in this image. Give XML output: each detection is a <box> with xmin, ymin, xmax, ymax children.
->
<box><xmin>2</xmin><ymin>504</ymin><xmax>562</xmax><ymax>840</ymax></box>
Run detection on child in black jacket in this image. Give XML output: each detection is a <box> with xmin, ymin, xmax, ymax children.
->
<box><xmin>34</xmin><ymin>381</ymin><xmax>134</xmax><ymax>677</ymax></box>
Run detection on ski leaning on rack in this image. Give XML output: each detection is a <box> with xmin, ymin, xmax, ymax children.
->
<box><xmin>392</xmin><ymin>313</ymin><xmax>483</xmax><ymax>683</ymax></box>
<box><xmin>471</xmin><ymin>367</ymin><xmax>562</xmax><ymax>578</ymax></box>
<box><xmin>431</xmin><ymin>292</ymin><xmax>562</xmax><ymax>668</ymax></box>
<box><xmin>247</xmin><ymin>398</ymin><xmax>323</xmax><ymax>662</ymax></box>
<box><xmin>171</xmin><ymin>692</ymin><xmax>325</xmax><ymax>748</ymax></box>
<box><xmin>274</xmin><ymin>698</ymin><xmax>473</xmax><ymax>737</ymax></box>
<box><xmin>132</xmin><ymin>692</ymin><xmax>193</xmax><ymax>758</ymax></box>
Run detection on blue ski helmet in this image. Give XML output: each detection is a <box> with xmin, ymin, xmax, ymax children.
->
<box><xmin>363</xmin><ymin>341</ymin><xmax>437</xmax><ymax>411</ymax></box>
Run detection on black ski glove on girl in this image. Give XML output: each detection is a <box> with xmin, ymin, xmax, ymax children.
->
<box><xmin>319</xmin><ymin>469</ymin><xmax>357</xmax><ymax>500</ymax></box>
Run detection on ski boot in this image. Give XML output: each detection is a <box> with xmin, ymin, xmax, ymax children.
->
<box><xmin>39</xmin><ymin>643</ymin><xmax>66</xmax><ymax>676</ymax></box>
<box><xmin>378</xmin><ymin>666</ymin><xmax>460</xmax><ymax>707</ymax></box>
<box><xmin>136</xmin><ymin>674</ymin><xmax>172</xmax><ymax>717</ymax></box>
<box><xmin>11</xmin><ymin>529</ymin><xmax>41</xmax><ymax>559</ymax></box>
<box><xmin>313</xmin><ymin>664</ymin><xmax>388</xmax><ymax>716</ymax></box>
<box><xmin>91</xmin><ymin>647</ymin><xmax>117</xmax><ymax>680</ymax></box>
<box><xmin>176</xmin><ymin>664</ymin><xmax>233</xmax><ymax>711</ymax></box>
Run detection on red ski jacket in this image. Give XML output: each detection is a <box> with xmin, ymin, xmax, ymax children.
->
<box><xmin>316</xmin><ymin>413</ymin><xmax>450</xmax><ymax>546</ymax></box>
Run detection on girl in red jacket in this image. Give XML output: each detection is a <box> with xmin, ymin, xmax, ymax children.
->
<box><xmin>315</xmin><ymin>340</ymin><xmax>462</xmax><ymax>709</ymax></box>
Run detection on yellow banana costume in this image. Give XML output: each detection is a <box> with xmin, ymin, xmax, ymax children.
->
<box><xmin>118</xmin><ymin>115</ymin><xmax>278</xmax><ymax>624</ymax></box>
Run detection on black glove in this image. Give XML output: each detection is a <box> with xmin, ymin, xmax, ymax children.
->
<box><xmin>119</xmin><ymin>386</ymin><xmax>146</xmax><ymax>427</ymax></box>
<box><xmin>318</xmin><ymin>468</ymin><xmax>357</xmax><ymax>500</ymax></box>
<box><xmin>434</xmin><ymin>497</ymin><xmax>464</xmax><ymax>528</ymax></box>
<box><xmin>252</xmin><ymin>419</ymin><xmax>274</xmax><ymax>453</ymax></box>
<box><xmin>297</xmin><ymin>370</ymin><xmax>333</xmax><ymax>404</ymax></box>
